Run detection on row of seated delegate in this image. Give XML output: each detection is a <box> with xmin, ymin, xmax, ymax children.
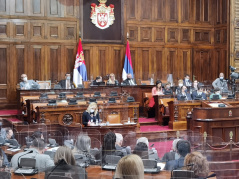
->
<box><xmin>0</xmin><ymin>128</ymin><xmax>216</xmax><ymax>179</ymax></box>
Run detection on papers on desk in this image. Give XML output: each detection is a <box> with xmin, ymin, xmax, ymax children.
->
<box><xmin>99</xmin><ymin>123</ymin><xmax>123</xmax><ymax>126</ymax></box>
<box><xmin>208</xmin><ymin>103</ymin><xmax>227</xmax><ymax>108</ymax></box>
<box><xmin>123</xmin><ymin>122</ymin><xmax>136</xmax><ymax>125</ymax></box>
<box><xmin>157</xmin><ymin>162</ymin><xmax>165</xmax><ymax>170</ymax></box>
<box><xmin>47</xmin><ymin>147</ymin><xmax>59</xmax><ymax>152</ymax></box>
<box><xmin>7</xmin><ymin>148</ymin><xmax>21</xmax><ymax>152</ymax></box>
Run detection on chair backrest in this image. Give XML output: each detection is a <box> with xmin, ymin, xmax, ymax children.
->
<box><xmin>142</xmin><ymin>159</ymin><xmax>157</xmax><ymax>169</ymax></box>
<box><xmin>141</xmin><ymin>80</ymin><xmax>151</xmax><ymax>85</ymax></box>
<box><xmin>105</xmin><ymin>155</ymin><xmax>121</xmax><ymax>165</ymax></box>
<box><xmin>83</xmin><ymin>81</ymin><xmax>91</xmax><ymax>88</ymax></box>
<box><xmin>107</xmin><ymin>113</ymin><xmax>120</xmax><ymax>124</ymax></box>
<box><xmin>36</xmin><ymin>80</ymin><xmax>51</xmax><ymax>89</ymax></box>
<box><xmin>159</xmin><ymin>98</ymin><xmax>174</xmax><ymax>107</ymax></box>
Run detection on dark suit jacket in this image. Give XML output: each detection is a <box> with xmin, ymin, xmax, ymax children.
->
<box><xmin>58</xmin><ymin>80</ymin><xmax>75</xmax><ymax>89</ymax></box>
<box><xmin>183</xmin><ymin>79</ymin><xmax>192</xmax><ymax>86</ymax></box>
<box><xmin>192</xmin><ymin>91</ymin><xmax>207</xmax><ymax>100</ymax></box>
<box><xmin>44</xmin><ymin>160</ymin><xmax>87</xmax><ymax>179</ymax></box>
<box><xmin>115</xmin><ymin>144</ymin><xmax>131</xmax><ymax>155</ymax></box>
<box><xmin>163</xmin><ymin>88</ymin><xmax>173</xmax><ymax>95</ymax></box>
<box><xmin>122</xmin><ymin>78</ymin><xmax>137</xmax><ymax>85</ymax></box>
<box><xmin>177</xmin><ymin>92</ymin><xmax>192</xmax><ymax>100</ymax></box>
<box><xmin>164</xmin><ymin>157</ymin><xmax>185</xmax><ymax>171</ymax></box>
<box><xmin>161</xmin><ymin>151</ymin><xmax>176</xmax><ymax>162</ymax></box>
<box><xmin>82</xmin><ymin>111</ymin><xmax>99</xmax><ymax>127</ymax></box>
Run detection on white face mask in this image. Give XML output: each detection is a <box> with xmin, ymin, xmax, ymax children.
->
<box><xmin>66</xmin><ymin>76</ymin><xmax>70</xmax><ymax>80</ymax></box>
<box><xmin>198</xmin><ymin>92</ymin><xmax>202</xmax><ymax>95</ymax></box>
<box><xmin>220</xmin><ymin>77</ymin><xmax>223</xmax><ymax>80</ymax></box>
<box><xmin>179</xmin><ymin>84</ymin><xmax>183</xmax><ymax>87</ymax></box>
<box><xmin>216</xmin><ymin>91</ymin><xmax>220</xmax><ymax>95</ymax></box>
<box><xmin>23</xmin><ymin>77</ymin><xmax>27</xmax><ymax>82</ymax></box>
<box><xmin>90</xmin><ymin>109</ymin><xmax>94</xmax><ymax>113</ymax></box>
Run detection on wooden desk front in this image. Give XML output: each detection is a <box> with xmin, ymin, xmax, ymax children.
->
<box><xmin>36</xmin><ymin>102</ymin><xmax>139</xmax><ymax>126</ymax></box>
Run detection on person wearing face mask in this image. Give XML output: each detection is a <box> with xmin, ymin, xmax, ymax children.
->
<box><xmin>183</xmin><ymin>74</ymin><xmax>192</xmax><ymax>87</ymax></box>
<box><xmin>192</xmin><ymin>86</ymin><xmax>207</xmax><ymax>100</ymax></box>
<box><xmin>177</xmin><ymin>85</ymin><xmax>192</xmax><ymax>100</ymax></box>
<box><xmin>20</xmin><ymin>74</ymin><xmax>40</xmax><ymax>90</ymax></box>
<box><xmin>82</xmin><ymin>102</ymin><xmax>99</xmax><ymax>127</ymax></box>
<box><xmin>58</xmin><ymin>73</ymin><xmax>75</xmax><ymax>89</ymax></box>
<box><xmin>212</xmin><ymin>73</ymin><xmax>228</xmax><ymax>92</ymax></box>
<box><xmin>209</xmin><ymin>88</ymin><xmax>222</xmax><ymax>100</ymax></box>
<box><xmin>176</xmin><ymin>79</ymin><xmax>184</xmax><ymax>95</ymax></box>
<box><xmin>122</xmin><ymin>73</ymin><xmax>137</xmax><ymax>86</ymax></box>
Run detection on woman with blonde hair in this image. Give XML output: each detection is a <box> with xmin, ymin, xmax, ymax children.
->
<box><xmin>82</xmin><ymin>102</ymin><xmax>99</xmax><ymax>127</ymax></box>
<box><xmin>45</xmin><ymin>146</ymin><xmax>87</xmax><ymax>179</ymax></box>
<box><xmin>107</xmin><ymin>73</ymin><xmax>119</xmax><ymax>85</ymax></box>
<box><xmin>114</xmin><ymin>154</ymin><xmax>144</xmax><ymax>179</ymax></box>
<box><xmin>184</xmin><ymin>151</ymin><xmax>210</xmax><ymax>178</ymax></box>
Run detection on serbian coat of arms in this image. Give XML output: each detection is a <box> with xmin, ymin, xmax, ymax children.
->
<box><xmin>90</xmin><ymin>0</ymin><xmax>115</xmax><ymax>30</ymax></box>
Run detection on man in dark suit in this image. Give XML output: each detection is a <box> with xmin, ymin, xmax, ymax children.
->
<box><xmin>115</xmin><ymin>133</ymin><xmax>131</xmax><ymax>155</ymax></box>
<box><xmin>58</xmin><ymin>73</ymin><xmax>75</xmax><ymax>89</ymax></box>
<box><xmin>183</xmin><ymin>74</ymin><xmax>192</xmax><ymax>87</ymax></box>
<box><xmin>122</xmin><ymin>73</ymin><xmax>137</xmax><ymax>86</ymax></box>
<box><xmin>192</xmin><ymin>86</ymin><xmax>207</xmax><ymax>100</ymax></box>
<box><xmin>165</xmin><ymin>140</ymin><xmax>191</xmax><ymax>171</ymax></box>
<box><xmin>177</xmin><ymin>86</ymin><xmax>192</xmax><ymax>100</ymax></box>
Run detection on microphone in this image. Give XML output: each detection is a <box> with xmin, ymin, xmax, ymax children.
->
<box><xmin>171</xmin><ymin>163</ymin><xmax>194</xmax><ymax>178</ymax></box>
<box><xmin>150</xmin><ymin>144</ymin><xmax>154</xmax><ymax>148</ymax></box>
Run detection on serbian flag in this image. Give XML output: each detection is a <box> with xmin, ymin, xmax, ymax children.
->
<box><xmin>122</xmin><ymin>40</ymin><xmax>134</xmax><ymax>80</ymax></box>
<box><xmin>73</xmin><ymin>39</ymin><xmax>87</xmax><ymax>86</ymax></box>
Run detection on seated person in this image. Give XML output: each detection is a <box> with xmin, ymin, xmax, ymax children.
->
<box><xmin>148</xmin><ymin>80</ymin><xmax>164</xmax><ymax>107</ymax></box>
<box><xmin>114</xmin><ymin>154</ymin><xmax>144</xmax><ymax>179</ymax></box>
<box><xmin>20</xmin><ymin>74</ymin><xmax>40</xmax><ymax>90</ymax></box>
<box><xmin>209</xmin><ymin>88</ymin><xmax>222</xmax><ymax>100</ymax></box>
<box><xmin>161</xmin><ymin>139</ymin><xmax>181</xmax><ymax>162</ymax></box>
<box><xmin>183</xmin><ymin>74</ymin><xmax>192</xmax><ymax>87</ymax></box>
<box><xmin>1</xmin><ymin>127</ymin><xmax>15</xmax><ymax>142</ymax></box>
<box><xmin>184</xmin><ymin>152</ymin><xmax>210</xmax><ymax>178</ymax></box>
<box><xmin>177</xmin><ymin>86</ymin><xmax>192</xmax><ymax>100</ymax></box>
<box><xmin>58</xmin><ymin>73</ymin><xmax>75</xmax><ymax>89</ymax></box>
<box><xmin>29</xmin><ymin>131</ymin><xmax>44</xmax><ymax>142</ymax></box>
<box><xmin>101</xmin><ymin>132</ymin><xmax>124</xmax><ymax>165</ymax></box>
<box><xmin>115</xmin><ymin>133</ymin><xmax>131</xmax><ymax>155</ymax></box>
<box><xmin>122</xmin><ymin>73</ymin><xmax>137</xmax><ymax>86</ymax></box>
<box><xmin>74</xmin><ymin>134</ymin><xmax>96</xmax><ymax>165</ymax></box>
<box><xmin>176</xmin><ymin>79</ymin><xmax>183</xmax><ymax>95</ymax></box>
<box><xmin>133</xmin><ymin>142</ymin><xmax>148</xmax><ymax>159</ymax></box>
<box><xmin>192</xmin><ymin>86</ymin><xmax>207</xmax><ymax>100</ymax></box>
<box><xmin>165</xmin><ymin>140</ymin><xmax>191</xmax><ymax>171</ymax></box>
<box><xmin>212</xmin><ymin>72</ymin><xmax>228</xmax><ymax>92</ymax></box>
<box><xmin>0</xmin><ymin>149</ymin><xmax>10</xmax><ymax>167</ymax></box>
<box><xmin>92</xmin><ymin>76</ymin><xmax>104</xmax><ymax>85</ymax></box>
<box><xmin>45</xmin><ymin>146</ymin><xmax>87</xmax><ymax>179</ymax></box>
<box><xmin>191</xmin><ymin>80</ymin><xmax>199</xmax><ymax>92</ymax></box>
<box><xmin>136</xmin><ymin>137</ymin><xmax>149</xmax><ymax>147</ymax></box>
<box><xmin>82</xmin><ymin>102</ymin><xmax>99</xmax><ymax>127</ymax></box>
<box><xmin>107</xmin><ymin>73</ymin><xmax>119</xmax><ymax>86</ymax></box>
<box><xmin>11</xmin><ymin>138</ymin><xmax>54</xmax><ymax>171</ymax></box>
<box><xmin>163</xmin><ymin>82</ymin><xmax>173</xmax><ymax>95</ymax></box>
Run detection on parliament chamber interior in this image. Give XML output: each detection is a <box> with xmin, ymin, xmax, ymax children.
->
<box><xmin>0</xmin><ymin>0</ymin><xmax>238</xmax><ymax>178</ymax></box>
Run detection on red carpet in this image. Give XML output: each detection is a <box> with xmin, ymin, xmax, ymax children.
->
<box><xmin>138</xmin><ymin>118</ymin><xmax>156</xmax><ymax>123</ymax></box>
<box><xmin>0</xmin><ymin>110</ymin><xmax>20</xmax><ymax>115</ymax></box>
<box><xmin>149</xmin><ymin>140</ymin><xmax>173</xmax><ymax>158</ymax></box>
<box><xmin>140</xmin><ymin>125</ymin><xmax>172</xmax><ymax>132</ymax></box>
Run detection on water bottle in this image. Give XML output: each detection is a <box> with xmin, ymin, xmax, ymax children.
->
<box><xmin>96</xmin><ymin>119</ymin><xmax>98</xmax><ymax>126</ymax></box>
<box><xmin>128</xmin><ymin>117</ymin><xmax>130</xmax><ymax>123</ymax></box>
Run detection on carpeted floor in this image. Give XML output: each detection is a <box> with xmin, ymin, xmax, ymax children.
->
<box><xmin>0</xmin><ymin>110</ymin><xmax>20</xmax><ymax>115</ymax></box>
<box><xmin>138</xmin><ymin>117</ymin><xmax>156</xmax><ymax>123</ymax></box>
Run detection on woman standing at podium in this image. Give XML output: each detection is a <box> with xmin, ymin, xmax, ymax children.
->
<box><xmin>82</xmin><ymin>102</ymin><xmax>99</xmax><ymax>127</ymax></box>
<box><xmin>149</xmin><ymin>80</ymin><xmax>164</xmax><ymax>108</ymax></box>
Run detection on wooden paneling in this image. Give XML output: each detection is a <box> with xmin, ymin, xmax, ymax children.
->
<box><xmin>0</xmin><ymin>0</ymin><xmax>230</xmax><ymax>108</ymax></box>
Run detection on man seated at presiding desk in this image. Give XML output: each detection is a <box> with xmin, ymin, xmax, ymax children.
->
<box><xmin>58</xmin><ymin>73</ymin><xmax>75</xmax><ymax>89</ymax></box>
<box><xmin>122</xmin><ymin>73</ymin><xmax>137</xmax><ymax>86</ymax></box>
<box><xmin>92</xmin><ymin>76</ymin><xmax>105</xmax><ymax>86</ymax></box>
<box><xmin>192</xmin><ymin>85</ymin><xmax>207</xmax><ymax>100</ymax></box>
<box><xmin>212</xmin><ymin>72</ymin><xmax>228</xmax><ymax>92</ymax></box>
<box><xmin>20</xmin><ymin>74</ymin><xmax>40</xmax><ymax>90</ymax></box>
<box><xmin>177</xmin><ymin>85</ymin><xmax>192</xmax><ymax>100</ymax></box>
<box><xmin>82</xmin><ymin>102</ymin><xmax>100</xmax><ymax>127</ymax></box>
<box><xmin>11</xmin><ymin>138</ymin><xmax>54</xmax><ymax>171</ymax></box>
